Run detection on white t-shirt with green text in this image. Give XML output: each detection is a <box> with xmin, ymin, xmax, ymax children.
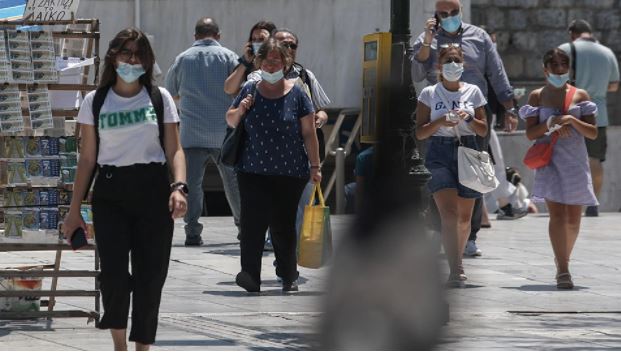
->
<box><xmin>77</xmin><ymin>87</ymin><xmax>179</xmax><ymax>166</ymax></box>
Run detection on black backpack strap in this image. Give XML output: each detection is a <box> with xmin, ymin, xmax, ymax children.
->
<box><xmin>570</xmin><ymin>42</ymin><xmax>577</xmax><ymax>85</ymax></box>
<box><xmin>294</xmin><ymin>62</ymin><xmax>313</xmax><ymax>93</ymax></box>
<box><xmin>91</xmin><ymin>85</ymin><xmax>111</xmax><ymax>163</ymax></box>
<box><xmin>84</xmin><ymin>86</ymin><xmax>110</xmax><ymax>200</ymax></box>
<box><xmin>145</xmin><ymin>84</ymin><xmax>165</xmax><ymax>152</ymax></box>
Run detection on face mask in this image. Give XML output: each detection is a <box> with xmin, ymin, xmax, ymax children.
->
<box><xmin>442</xmin><ymin>62</ymin><xmax>464</xmax><ymax>82</ymax></box>
<box><xmin>116</xmin><ymin>62</ymin><xmax>145</xmax><ymax>84</ymax></box>
<box><xmin>261</xmin><ymin>69</ymin><xmax>284</xmax><ymax>84</ymax></box>
<box><xmin>252</xmin><ymin>42</ymin><xmax>263</xmax><ymax>54</ymax></box>
<box><xmin>547</xmin><ymin>72</ymin><xmax>569</xmax><ymax>88</ymax></box>
<box><xmin>441</xmin><ymin>13</ymin><xmax>462</xmax><ymax>33</ymax></box>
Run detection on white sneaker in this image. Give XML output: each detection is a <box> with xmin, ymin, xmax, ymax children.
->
<box><xmin>464</xmin><ymin>240</ymin><xmax>482</xmax><ymax>257</ymax></box>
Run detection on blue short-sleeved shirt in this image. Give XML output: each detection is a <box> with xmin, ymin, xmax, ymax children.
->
<box><xmin>165</xmin><ymin>39</ymin><xmax>238</xmax><ymax>148</ymax></box>
<box><xmin>231</xmin><ymin>84</ymin><xmax>314</xmax><ymax>178</ymax></box>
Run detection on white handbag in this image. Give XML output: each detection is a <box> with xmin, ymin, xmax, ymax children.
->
<box><xmin>454</xmin><ymin>126</ymin><xmax>499</xmax><ymax>194</ymax></box>
<box><xmin>435</xmin><ymin>85</ymin><xmax>498</xmax><ymax>194</ymax></box>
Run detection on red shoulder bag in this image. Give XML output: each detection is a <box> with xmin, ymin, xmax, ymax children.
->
<box><xmin>523</xmin><ymin>85</ymin><xmax>576</xmax><ymax>170</ymax></box>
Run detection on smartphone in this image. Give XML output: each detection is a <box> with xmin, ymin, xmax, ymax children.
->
<box><xmin>70</xmin><ymin>227</ymin><xmax>88</xmax><ymax>250</ymax></box>
<box><xmin>434</xmin><ymin>14</ymin><xmax>440</xmax><ymax>31</ymax></box>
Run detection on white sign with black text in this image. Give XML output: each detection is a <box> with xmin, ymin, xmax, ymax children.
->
<box><xmin>24</xmin><ymin>0</ymin><xmax>80</xmax><ymax>22</ymax></box>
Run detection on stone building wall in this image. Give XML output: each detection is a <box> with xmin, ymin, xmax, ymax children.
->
<box><xmin>472</xmin><ymin>0</ymin><xmax>621</xmax><ymax>125</ymax></box>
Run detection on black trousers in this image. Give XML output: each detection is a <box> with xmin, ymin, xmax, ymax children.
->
<box><xmin>92</xmin><ymin>163</ymin><xmax>173</xmax><ymax>345</ymax></box>
<box><xmin>237</xmin><ymin>172</ymin><xmax>307</xmax><ymax>285</ymax></box>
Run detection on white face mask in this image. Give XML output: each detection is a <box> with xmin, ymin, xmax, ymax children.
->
<box><xmin>261</xmin><ymin>69</ymin><xmax>284</xmax><ymax>84</ymax></box>
<box><xmin>442</xmin><ymin>62</ymin><xmax>464</xmax><ymax>82</ymax></box>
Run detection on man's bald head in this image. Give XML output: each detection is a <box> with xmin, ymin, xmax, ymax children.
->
<box><xmin>436</xmin><ymin>0</ymin><xmax>461</xmax><ymax>12</ymax></box>
<box><xmin>195</xmin><ymin>17</ymin><xmax>220</xmax><ymax>39</ymax></box>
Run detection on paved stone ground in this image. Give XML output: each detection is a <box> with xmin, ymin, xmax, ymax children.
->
<box><xmin>1</xmin><ymin>213</ymin><xmax>621</xmax><ymax>350</ymax></box>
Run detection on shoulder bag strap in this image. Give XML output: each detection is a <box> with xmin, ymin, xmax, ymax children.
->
<box><xmin>569</xmin><ymin>42</ymin><xmax>577</xmax><ymax>85</ymax></box>
<box><xmin>563</xmin><ymin>85</ymin><xmax>577</xmax><ymax>114</ymax></box>
<box><xmin>550</xmin><ymin>84</ymin><xmax>577</xmax><ymax>145</ymax></box>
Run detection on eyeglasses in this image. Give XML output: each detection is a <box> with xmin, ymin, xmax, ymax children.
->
<box><xmin>439</xmin><ymin>43</ymin><xmax>461</xmax><ymax>49</ymax></box>
<box><xmin>117</xmin><ymin>48</ymin><xmax>140</xmax><ymax>61</ymax></box>
<box><xmin>443</xmin><ymin>57</ymin><xmax>463</xmax><ymax>64</ymax></box>
<box><xmin>282</xmin><ymin>42</ymin><xmax>298</xmax><ymax>50</ymax></box>
<box><xmin>437</xmin><ymin>9</ymin><xmax>460</xmax><ymax>18</ymax></box>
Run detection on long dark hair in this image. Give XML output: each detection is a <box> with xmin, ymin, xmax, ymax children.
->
<box><xmin>99</xmin><ymin>28</ymin><xmax>156</xmax><ymax>88</ymax></box>
<box><xmin>247</xmin><ymin>20</ymin><xmax>276</xmax><ymax>42</ymax></box>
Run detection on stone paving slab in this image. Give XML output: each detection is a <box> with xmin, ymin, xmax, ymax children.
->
<box><xmin>0</xmin><ymin>213</ymin><xmax>620</xmax><ymax>350</ymax></box>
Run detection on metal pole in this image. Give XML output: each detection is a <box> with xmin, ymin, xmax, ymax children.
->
<box><xmin>335</xmin><ymin>147</ymin><xmax>346</xmax><ymax>214</ymax></box>
<box><xmin>135</xmin><ymin>0</ymin><xmax>141</xmax><ymax>29</ymax></box>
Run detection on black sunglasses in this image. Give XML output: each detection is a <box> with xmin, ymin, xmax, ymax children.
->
<box><xmin>437</xmin><ymin>9</ymin><xmax>460</xmax><ymax>19</ymax></box>
<box><xmin>282</xmin><ymin>42</ymin><xmax>298</xmax><ymax>50</ymax></box>
<box><xmin>444</xmin><ymin>57</ymin><xmax>463</xmax><ymax>64</ymax></box>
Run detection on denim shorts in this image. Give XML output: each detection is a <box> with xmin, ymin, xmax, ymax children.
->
<box><xmin>424</xmin><ymin>135</ymin><xmax>482</xmax><ymax>199</ymax></box>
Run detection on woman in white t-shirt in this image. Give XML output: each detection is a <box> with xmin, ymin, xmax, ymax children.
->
<box><xmin>415</xmin><ymin>45</ymin><xmax>488</xmax><ymax>288</ymax></box>
<box><xmin>62</xmin><ymin>28</ymin><xmax>187</xmax><ymax>350</ymax></box>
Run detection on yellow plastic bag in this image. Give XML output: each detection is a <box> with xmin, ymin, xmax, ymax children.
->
<box><xmin>298</xmin><ymin>183</ymin><xmax>333</xmax><ymax>269</ymax></box>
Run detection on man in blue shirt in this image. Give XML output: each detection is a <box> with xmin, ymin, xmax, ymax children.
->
<box><xmin>559</xmin><ymin>19</ymin><xmax>620</xmax><ymax>217</ymax></box>
<box><xmin>411</xmin><ymin>0</ymin><xmax>520</xmax><ymax>257</ymax></box>
<box><xmin>166</xmin><ymin>17</ymin><xmax>241</xmax><ymax>246</ymax></box>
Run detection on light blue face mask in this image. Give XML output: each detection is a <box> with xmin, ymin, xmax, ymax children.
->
<box><xmin>547</xmin><ymin>72</ymin><xmax>569</xmax><ymax>88</ymax></box>
<box><xmin>252</xmin><ymin>42</ymin><xmax>263</xmax><ymax>54</ymax></box>
<box><xmin>441</xmin><ymin>13</ymin><xmax>462</xmax><ymax>33</ymax></box>
<box><xmin>116</xmin><ymin>62</ymin><xmax>145</xmax><ymax>84</ymax></box>
<box><xmin>261</xmin><ymin>69</ymin><xmax>284</xmax><ymax>84</ymax></box>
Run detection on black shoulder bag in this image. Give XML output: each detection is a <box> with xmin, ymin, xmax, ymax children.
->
<box><xmin>219</xmin><ymin>81</ymin><xmax>257</xmax><ymax>167</ymax></box>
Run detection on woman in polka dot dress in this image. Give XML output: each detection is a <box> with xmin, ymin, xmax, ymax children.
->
<box><xmin>226</xmin><ymin>38</ymin><xmax>321</xmax><ymax>293</ymax></box>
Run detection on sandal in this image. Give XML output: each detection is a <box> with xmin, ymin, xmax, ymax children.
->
<box><xmin>556</xmin><ymin>272</ymin><xmax>574</xmax><ymax>289</ymax></box>
<box><xmin>446</xmin><ymin>273</ymin><xmax>467</xmax><ymax>288</ymax></box>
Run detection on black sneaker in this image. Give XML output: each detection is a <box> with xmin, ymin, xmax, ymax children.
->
<box><xmin>236</xmin><ymin>271</ymin><xmax>260</xmax><ymax>293</ymax></box>
<box><xmin>282</xmin><ymin>280</ymin><xmax>299</xmax><ymax>292</ymax></box>
<box><xmin>497</xmin><ymin>204</ymin><xmax>527</xmax><ymax>220</ymax></box>
<box><xmin>585</xmin><ymin>205</ymin><xmax>599</xmax><ymax>217</ymax></box>
<box><xmin>184</xmin><ymin>238</ymin><xmax>204</xmax><ymax>246</ymax></box>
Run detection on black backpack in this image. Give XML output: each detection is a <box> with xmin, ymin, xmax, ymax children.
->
<box><xmin>84</xmin><ymin>84</ymin><xmax>165</xmax><ymax>199</ymax></box>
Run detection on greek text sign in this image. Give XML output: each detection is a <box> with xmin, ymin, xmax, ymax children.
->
<box><xmin>24</xmin><ymin>0</ymin><xmax>80</xmax><ymax>21</ymax></box>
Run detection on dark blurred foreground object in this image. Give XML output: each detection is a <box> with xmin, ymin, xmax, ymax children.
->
<box><xmin>320</xmin><ymin>0</ymin><xmax>445</xmax><ymax>349</ymax></box>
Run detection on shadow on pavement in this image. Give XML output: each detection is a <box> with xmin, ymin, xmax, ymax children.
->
<box><xmin>502</xmin><ymin>285</ymin><xmax>589</xmax><ymax>291</ymax></box>
<box><xmin>155</xmin><ymin>339</ymin><xmax>236</xmax><ymax>347</ymax></box>
<box><xmin>217</xmin><ymin>277</ymin><xmax>309</xmax><ymax>287</ymax></box>
<box><xmin>0</xmin><ymin>320</ymin><xmax>55</xmax><ymax>338</ymax></box>
<box><xmin>202</xmin><ymin>290</ymin><xmax>324</xmax><ymax>297</ymax></box>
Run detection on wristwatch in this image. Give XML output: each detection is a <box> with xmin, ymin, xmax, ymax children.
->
<box><xmin>238</xmin><ymin>56</ymin><xmax>253</xmax><ymax>69</ymax></box>
<box><xmin>506</xmin><ymin>107</ymin><xmax>518</xmax><ymax>116</ymax></box>
<box><xmin>170</xmin><ymin>182</ymin><xmax>189</xmax><ymax>195</ymax></box>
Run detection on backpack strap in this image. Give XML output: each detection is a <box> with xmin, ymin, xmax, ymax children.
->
<box><xmin>294</xmin><ymin>62</ymin><xmax>313</xmax><ymax>94</ymax></box>
<box><xmin>145</xmin><ymin>84</ymin><xmax>165</xmax><ymax>152</ymax></box>
<box><xmin>91</xmin><ymin>85</ymin><xmax>111</xmax><ymax>165</ymax></box>
<box><xmin>84</xmin><ymin>86</ymin><xmax>110</xmax><ymax>200</ymax></box>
